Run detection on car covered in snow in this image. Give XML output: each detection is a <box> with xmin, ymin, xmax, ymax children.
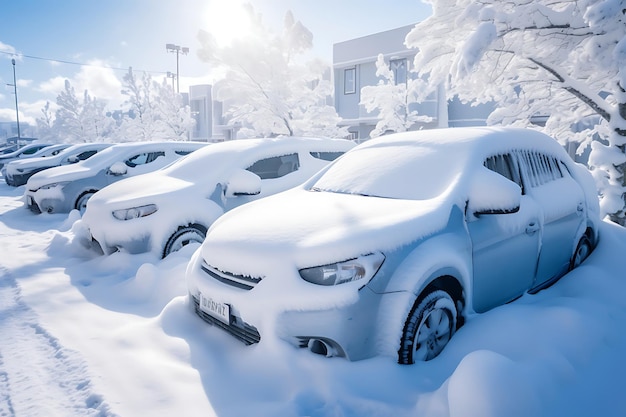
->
<box><xmin>186</xmin><ymin>127</ymin><xmax>601</xmax><ymax>363</ymax></box>
<box><xmin>0</xmin><ymin>142</ymin><xmax>54</xmax><ymax>171</ymax></box>
<box><xmin>5</xmin><ymin>142</ymin><xmax>112</xmax><ymax>187</ymax></box>
<box><xmin>77</xmin><ymin>137</ymin><xmax>355</xmax><ymax>258</ymax></box>
<box><xmin>0</xmin><ymin>143</ymin><xmax>18</xmax><ymax>154</ymax></box>
<box><xmin>24</xmin><ymin>141</ymin><xmax>207</xmax><ymax>214</ymax></box>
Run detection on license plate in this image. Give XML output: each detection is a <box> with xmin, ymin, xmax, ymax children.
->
<box><xmin>199</xmin><ymin>293</ymin><xmax>230</xmax><ymax>324</ymax></box>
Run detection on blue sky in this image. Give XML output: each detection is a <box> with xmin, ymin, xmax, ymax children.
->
<box><xmin>0</xmin><ymin>0</ymin><xmax>431</xmax><ymax>126</ymax></box>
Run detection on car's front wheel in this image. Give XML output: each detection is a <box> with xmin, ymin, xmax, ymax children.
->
<box><xmin>162</xmin><ymin>224</ymin><xmax>207</xmax><ymax>258</ymax></box>
<box><xmin>75</xmin><ymin>191</ymin><xmax>97</xmax><ymax>214</ymax></box>
<box><xmin>570</xmin><ymin>234</ymin><xmax>592</xmax><ymax>270</ymax></box>
<box><xmin>398</xmin><ymin>289</ymin><xmax>457</xmax><ymax>364</ymax></box>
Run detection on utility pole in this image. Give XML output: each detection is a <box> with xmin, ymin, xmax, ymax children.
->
<box><xmin>10</xmin><ymin>59</ymin><xmax>21</xmax><ymax>140</ymax></box>
<box><xmin>165</xmin><ymin>44</ymin><xmax>189</xmax><ymax>93</ymax></box>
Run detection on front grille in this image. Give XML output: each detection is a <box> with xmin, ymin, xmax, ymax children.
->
<box><xmin>192</xmin><ymin>296</ymin><xmax>261</xmax><ymax>345</ymax></box>
<box><xmin>201</xmin><ymin>261</ymin><xmax>262</xmax><ymax>290</ymax></box>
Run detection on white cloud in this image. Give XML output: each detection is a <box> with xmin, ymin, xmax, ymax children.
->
<box><xmin>37</xmin><ymin>76</ymin><xmax>68</xmax><ymax>95</ymax></box>
<box><xmin>17</xmin><ymin>79</ymin><xmax>32</xmax><ymax>88</ymax></box>
<box><xmin>36</xmin><ymin>61</ymin><xmax>125</xmax><ymax>110</ymax></box>
<box><xmin>0</xmin><ymin>41</ymin><xmax>16</xmax><ymax>54</ymax></box>
<box><xmin>0</xmin><ymin>107</ymin><xmax>17</xmax><ymax>122</ymax></box>
<box><xmin>73</xmin><ymin>61</ymin><xmax>123</xmax><ymax>104</ymax></box>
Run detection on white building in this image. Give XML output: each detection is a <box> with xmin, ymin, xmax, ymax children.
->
<box><xmin>333</xmin><ymin>24</ymin><xmax>494</xmax><ymax>141</ymax></box>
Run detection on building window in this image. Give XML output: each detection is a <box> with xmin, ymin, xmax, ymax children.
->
<box><xmin>390</xmin><ymin>58</ymin><xmax>407</xmax><ymax>85</ymax></box>
<box><xmin>344</xmin><ymin>67</ymin><xmax>356</xmax><ymax>94</ymax></box>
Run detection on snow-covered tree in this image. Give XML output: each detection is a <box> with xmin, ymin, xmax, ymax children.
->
<box><xmin>53</xmin><ymin>80</ymin><xmax>113</xmax><ymax>143</ymax></box>
<box><xmin>405</xmin><ymin>0</ymin><xmax>626</xmax><ymax>224</ymax></box>
<box><xmin>153</xmin><ymin>78</ymin><xmax>196</xmax><ymax>141</ymax></box>
<box><xmin>360</xmin><ymin>54</ymin><xmax>432</xmax><ymax>137</ymax></box>
<box><xmin>197</xmin><ymin>7</ymin><xmax>349</xmax><ymax>138</ymax></box>
<box><xmin>36</xmin><ymin>101</ymin><xmax>56</xmax><ymax>142</ymax></box>
<box><xmin>118</xmin><ymin>68</ymin><xmax>194</xmax><ymax>141</ymax></box>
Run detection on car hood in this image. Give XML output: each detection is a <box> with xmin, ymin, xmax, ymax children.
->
<box><xmin>201</xmin><ymin>187</ymin><xmax>454</xmax><ymax>277</ymax></box>
<box><xmin>27</xmin><ymin>164</ymin><xmax>93</xmax><ymax>190</ymax></box>
<box><xmin>88</xmin><ymin>172</ymin><xmax>197</xmax><ymax>207</ymax></box>
<box><xmin>8</xmin><ymin>155</ymin><xmax>60</xmax><ymax>172</ymax></box>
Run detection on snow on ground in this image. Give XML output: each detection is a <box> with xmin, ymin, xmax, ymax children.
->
<box><xmin>1</xmin><ymin>179</ymin><xmax>626</xmax><ymax>417</ymax></box>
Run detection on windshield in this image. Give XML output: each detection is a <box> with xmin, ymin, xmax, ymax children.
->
<box><xmin>79</xmin><ymin>145</ymin><xmax>121</xmax><ymax>168</ymax></box>
<box><xmin>309</xmin><ymin>143</ymin><xmax>463</xmax><ymax>200</ymax></box>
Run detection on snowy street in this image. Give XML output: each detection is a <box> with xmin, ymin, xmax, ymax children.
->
<box><xmin>1</xmin><ymin>179</ymin><xmax>626</xmax><ymax>417</ymax></box>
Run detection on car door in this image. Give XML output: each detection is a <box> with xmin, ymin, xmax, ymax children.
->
<box><xmin>467</xmin><ymin>153</ymin><xmax>542</xmax><ymax>313</ymax></box>
<box><xmin>518</xmin><ymin>151</ymin><xmax>586</xmax><ymax>287</ymax></box>
<box><xmin>223</xmin><ymin>152</ymin><xmax>300</xmax><ymax>211</ymax></box>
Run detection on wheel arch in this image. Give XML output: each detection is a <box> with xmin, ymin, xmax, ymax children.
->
<box><xmin>74</xmin><ymin>189</ymin><xmax>99</xmax><ymax>210</ymax></box>
<box><xmin>161</xmin><ymin>222</ymin><xmax>208</xmax><ymax>258</ymax></box>
<box><xmin>373</xmin><ymin>234</ymin><xmax>472</xmax><ymax>358</ymax></box>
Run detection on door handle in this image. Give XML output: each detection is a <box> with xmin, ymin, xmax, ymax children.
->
<box><xmin>525</xmin><ymin>222</ymin><xmax>540</xmax><ymax>235</ymax></box>
<box><xmin>577</xmin><ymin>202</ymin><xmax>584</xmax><ymax>216</ymax></box>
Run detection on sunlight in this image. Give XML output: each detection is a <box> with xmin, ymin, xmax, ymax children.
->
<box><xmin>203</xmin><ymin>2</ymin><xmax>253</xmax><ymax>46</ymax></box>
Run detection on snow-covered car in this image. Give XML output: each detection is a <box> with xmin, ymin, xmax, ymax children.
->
<box><xmin>24</xmin><ymin>141</ymin><xmax>207</xmax><ymax>214</ymax></box>
<box><xmin>0</xmin><ymin>143</ymin><xmax>53</xmax><ymax>171</ymax></box>
<box><xmin>1</xmin><ymin>143</ymin><xmax>72</xmax><ymax>178</ymax></box>
<box><xmin>186</xmin><ymin>127</ymin><xmax>601</xmax><ymax>363</ymax></box>
<box><xmin>5</xmin><ymin>143</ymin><xmax>112</xmax><ymax>187</ymax></box>
<box><xmin>78</xmin><ymin>137</ymin><xmax>355</xmax><ymax>258</ymax></box>
<box><xmin>0</xmin><ymin>143</ymin><xmax>18</xmax><ymax>154</ymax></box>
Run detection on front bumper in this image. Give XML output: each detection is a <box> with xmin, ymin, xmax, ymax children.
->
<box><xmin>24</xmin><ymin>188</ymin><xmax>70</xmax><ymax>214</ymax></box>
<box><xmin>187</xmin><ymin>251</ymin><xmax>387</xmax><ymax>361</ymax></box>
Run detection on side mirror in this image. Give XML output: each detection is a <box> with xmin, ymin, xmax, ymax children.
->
<box><xmin>107</xmin><ymin>161</ymin><xmax>128</xmax><ymax>176</ymax></box>
<box><xmin>468</xmin><ymin>167</ymin><xmax>521</xmax><ymax>216</ymax></box>
<box><xmin>65</xmin><ymin>156</ymin><xmax>80</xmax><ymax>165</ymax></box>
<box><xmin>224</xmin><ymin>169</ymin><xmax>262</xmax><ymax>197</ymax></box>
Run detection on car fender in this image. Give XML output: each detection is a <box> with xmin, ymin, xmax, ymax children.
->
<box><xmin>372</xmin><ymin>220</ymin><xmax>473</xmax><ymax>358</ymax></box>
<box><xmin>152</xmin><ymin>199</ymin><xmax>225</xmax><ymax>255</ymax></box>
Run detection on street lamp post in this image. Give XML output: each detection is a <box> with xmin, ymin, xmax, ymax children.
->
<box><xmin>10</xmin><ymin>59</ymin><xmax>21</xmax><ymax>140</ymax></box>
<box><xmin>165</xmin><ymin>43</ymin><xmax>189</xmax><ymax>93</ymax></box>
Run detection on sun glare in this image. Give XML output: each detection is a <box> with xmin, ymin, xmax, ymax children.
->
<box><xmin>203</xmin><ymin>2</ymin><xmax>253</xmax><ymax>47</ymax></box>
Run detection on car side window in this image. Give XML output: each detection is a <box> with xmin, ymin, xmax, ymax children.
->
<box><xmin>484</xmin><ymin>153</ymin><xmax>524</xmax><ymax>193</ymax></box>
<box><xmin>76</xmin><ymin>150</ymin><xmax>97</xmax><ymax>160</ymax></box>
<box><xmin>125</xmin><ymin>151</ymin><xmax>165</xmax><ymax>167</ymax></box>
<box><xmin>246</xmin><ymin>153</ymin><xmax>300</xmax><ymax>179</ymax></box>
<box><xmin>310</xmin><ymin>151</ymin><xmax>344</xmax><ymax>161</ymax></box>
<box><xmin>23</xmin><ymin>147</ymin><xmax>40</xmax><ymax>155</ymax></box>
<box><xmin>517</xmin><ymin>150</ymin><xmax>563</xmax><ymax>188</ymax></box>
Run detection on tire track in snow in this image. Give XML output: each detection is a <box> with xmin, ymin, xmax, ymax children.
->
<box><xmin>0</xmin><ymin>269</ymin><xmax>117</xmax><ymax>417</ymax></box>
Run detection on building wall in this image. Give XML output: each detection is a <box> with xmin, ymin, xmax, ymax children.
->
<box><xmin>188</xmin><ymin>85</ymin><xmax>213</xmax><ymax>142</ymax></box>
<box><xmin>333</xmin><ymin>24</ymin><xmax>492</xmax><ymax>140</ymax></box>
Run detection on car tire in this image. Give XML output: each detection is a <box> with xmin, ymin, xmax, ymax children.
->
<box><xmin>570</xmin><ymin>234</ymin><xmax>592</xmax><ymax>270</ymax></box>
<box><xmin>75</xmin><ymin>191</ymin><xmax>97</xmax><ymax>214</ymax></box>
<box><xmin>398</xmin><ymin>289</ymin><xmax>457</xmax><ymax>364</ymax></box>
<box><xmin>162</xmin><ymin>224</ymin><xmax>207</xmax><ymax>258</ymax></box>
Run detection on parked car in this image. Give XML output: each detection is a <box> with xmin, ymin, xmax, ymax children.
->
<box><xmin>0</xmin><ymin>143</ymin><xmax>53</xmax><ymax>171</ymax></box>
<box><xmin>24</xmin><ymin>141</ymin><xmax>207</xmax><ymax>214</ymax></box>
<box><xmin>0</xmin><ymin>143</ymin><xmax>18</xmax><ymax>155</ymax></box>
<box><xmin>186</xmin><ymin>127</ymin><xmax>601</xmax><ymax>363</ymax></box>
<box><xmin>5</xmin><ymin>143</ymin><xmax>112</xmax><ymax>186</ymax></box>
<box><xmin>78</xmin><ymin>137</ymin><xmax>355</xmax><ymax>258</ymax></box>
<box><xmin>1</xmin><ymin>143</ymin><xmax>73</xmax><ymax>178</ymax></box>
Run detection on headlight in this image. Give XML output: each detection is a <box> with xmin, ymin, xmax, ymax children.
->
<box><xmin>38</xmin><ymin>181</ymin><xmax>70</xmax><ymax>190</ymax></box>
<box><xmin>112</xmin><ymin>204</ymin><xmax>158</xmax><ymax>221</ymax></box>
<box><xmin>299</xmin><ymin>252</ymin><xmax>385</xmax><ymax>286</ymax></box>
